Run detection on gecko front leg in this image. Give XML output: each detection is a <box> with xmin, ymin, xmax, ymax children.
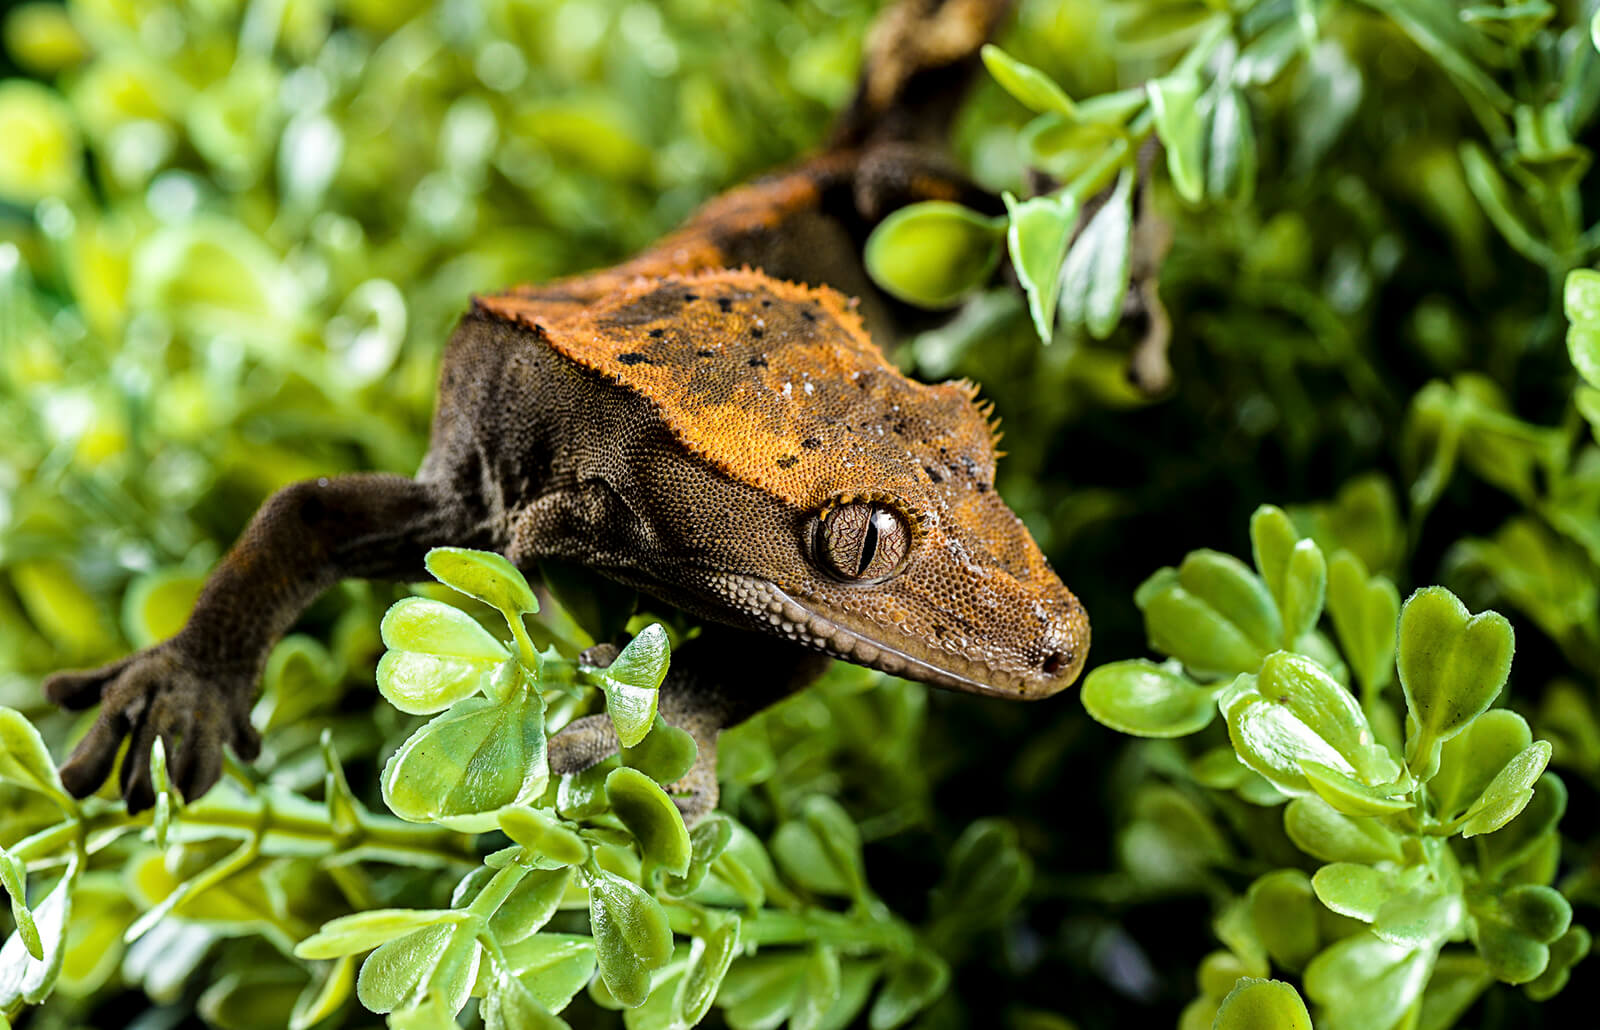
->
<box><xmin>550</xmin><ymin>625</ymin><xmax>831</xmax><ymax>824</ymax></box>
<box><xmin>44</xmin><ymin>473</ymin><xmax>490</xmax><ymax>810</ymax></box>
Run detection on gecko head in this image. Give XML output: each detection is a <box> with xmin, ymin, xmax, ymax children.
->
<box><xmin>764</xmin><ymin>480</ymin><xmax>1089</xmax><ymax>700</ymax></box>
<box><xmin>521</xmin><ymin>269</ymin><xmax>1089</xmax><ymax>699</ymax></box>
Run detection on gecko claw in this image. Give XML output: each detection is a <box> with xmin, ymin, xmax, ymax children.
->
<box><xmin>47</xmin><ymin>642</ymin><xmax>256</xmax><ymax>810</ymax></box>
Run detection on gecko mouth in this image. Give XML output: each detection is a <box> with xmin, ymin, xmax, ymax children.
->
<box><xmin>747</xmin><ymin>581</ymin><xmax>1061</xmax><ymax>699</ymax></box>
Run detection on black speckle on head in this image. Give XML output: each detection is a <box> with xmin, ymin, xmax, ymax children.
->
<box><xmin>924</xmin><ymin>465</ymin><xmax>943</xmax><ymax>483</ymax></box>
<box><xmin>761</xmin><ymin>299</ymin><xmax>772</xmax><ymax>308</ymax></box>
<box><xmin>975</xmin><ymin>481</ymin><xmax>989</xmax><ymax>493</ymax></box>
<box><xmin>748</xmin><ymin>356</ymin><xmax>768</xmax><ymax>368</ymax></box>
<box><xmin>648</xmin><ymin>328</ymin><xmax>665</xmax><ymax>339</ymax></box>
<box><xmin>776</xmin><ymin>455</ymin><xmax>799</xmax><ymax>469</ymax></box>
<box><xmin>684</xmin><ymin>292</ymin><xmax>699</xmax><ymax>302</ymax></box>
<box><xmin>801</xmin><ymin>437</ymin><xmax>821</xmax><ymax>450</ymax></box>
<box><xmin>697</xmin><ymin>348</ymin><xmax>716</xmax><ymax>358</ymax></box>
<box><xmin>750</xmin><ymin>327</ymin><xmax>765</xmax><ymax>339</ymax></box>
<box><xmin>801</xmin><ymin>308</ymin><xmax>817</xmax><ymax>322</ymax></box>
<box><xmin>618</xmin><ymin>352</ymin><xmax>651</xmax><ymax>366</ymax></box>
<box><xmin>717</xmin><ymin>297</ymin><xmax>733</xmax><ymax>313</ymax></box>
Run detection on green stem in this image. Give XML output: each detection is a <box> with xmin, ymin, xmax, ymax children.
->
<box><xmin>11</xmin><ymin>790</ymin><xmax>478</xmax><ymax>873</ymax></box>
<box><xmin>739</xmin><ymin>908</ymin><xmax>916</xmax><ymax>957</ymax></box>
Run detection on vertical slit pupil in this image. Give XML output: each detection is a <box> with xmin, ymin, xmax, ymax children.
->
<box><xmin>857</xmin><ymin>508</ymin><xmax>880</xmax><ymax>577</ymax></box>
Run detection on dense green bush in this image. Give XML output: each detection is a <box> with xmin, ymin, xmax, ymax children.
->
<box><xmin>1</xmin><ymin>0</ymin><xmax>1597</xmax><ymax>1028</ymax></box>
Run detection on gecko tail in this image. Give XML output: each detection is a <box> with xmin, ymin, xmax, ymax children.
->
<box><xmin>829</xmin><ymin>0</ymin><xmax>1015</xmax><ymax>150</ymax></box>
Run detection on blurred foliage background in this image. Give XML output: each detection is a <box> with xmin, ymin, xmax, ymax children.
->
<box><xmin>1</xmin><ymin>0</ymin><xmax>1599</xmax><ymax>1027</ymax></box>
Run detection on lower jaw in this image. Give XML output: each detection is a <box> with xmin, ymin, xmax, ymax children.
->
<box><xmin>752</xmin><ymin>582</ymin><xmax>1041</xmax><ymax>699</ymax></box>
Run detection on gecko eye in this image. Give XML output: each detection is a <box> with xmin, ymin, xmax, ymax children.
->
<box><xmin>813</xmin><ymin>502</ymin><xmax>910</xmax><ymax>581</ymax></box>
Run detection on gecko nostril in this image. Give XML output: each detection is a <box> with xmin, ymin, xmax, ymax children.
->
<box><xmin>1042</xmin><ymin>651</ymin><xmax>1065</xmax><ymax>676</ymax></box>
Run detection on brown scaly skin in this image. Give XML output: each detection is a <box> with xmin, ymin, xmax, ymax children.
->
<box><xmin>44</xmin><ymin>0</ymin><xmax>1088</xmax><ymax>821</ymax></box>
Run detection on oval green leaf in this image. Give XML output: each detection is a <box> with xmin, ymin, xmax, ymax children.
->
<box><xmin>606</xmin><ymin>766</ymin><xmax>692</xmax><ymax>878</ymax></box>
<box><xmin>380</xmin><ymin>690</ymin><xmax>549</xmax><ymax>832</ymax></box>
<box><xmin>425</xmin><ymin>547</ymin><xmax>539</xmax><ymax>617</ymax></box>
<box><xmin>980</xmin><ymin>45</ymin><xmax>1077</xmax><ymax>117</ymax></box>
<box><xmin>1058</xmin><ymin>169</ymin><xmax>1133</xmax><ymax>341</ymax></box>
<box><xmin>1003</xmin><ymin>190</ymin><xmax>1076</xmax><ymax>343</ymax></box>
<box><xmin>864</xmin><ymin>201</ymin><xmax>1004</xmax><ymax>309</ymax></box>
<box><xmin>1213</xmin><ymin>978</ymin><xmax>1312</xmax><ymax>1030</ymax></box>
<box><xmin>1080</xmin><ymin>659</ymin><xmax>1219</xmax><ymax>737</ymax></box>
<box><xmin>586</xmin><ymin>867</ymin><xmax>673</xmax><ymax>1007</ymax></box>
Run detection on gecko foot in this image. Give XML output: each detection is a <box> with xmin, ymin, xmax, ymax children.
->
<box><xmin>43</xmin><ymin>643</ymin><xmax>261</xmax><ymax>812</ymax></box>
<box><xmin>547</xmin><ymin>712</ymin><xmax>720</xmax><ymax>825</ymax></box>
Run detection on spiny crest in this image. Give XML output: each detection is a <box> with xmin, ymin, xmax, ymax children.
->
<box><xmin>493</xmin><ymin>268</ymin><xmax>1003</xmax><ymax>512</ymax></box>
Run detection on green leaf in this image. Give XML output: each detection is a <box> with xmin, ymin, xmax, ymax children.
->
<box><xmin>980</xmin><ymin>45</ymin><xmax>1077</xmax><ymax>117</ymax></box>
<box><xmin>791</xmin><ymin>944</ymin><xmax>841</xmax><ymax>1030</ymax></box>
<box><xmin>928</xmin><ymin>819</ymin><xmax>1034</xmax><ymax>927</ymax></box>
<box><xmin>620</xmin><ymin>716</ymin><xmax>698</xmax><ymax>785</ymax></box>
<box><xmin>498</xmin><ymin>807</ymin><xmax>590</xmax><ymax>868</ymax></box>
<box><xmin>680</xmin><ymin>916</ymin><xmax>741</xmax><ymax>1026</ymax></box>
<box><xmin>1205</xmin><ymin>85</ymin><xmax>1257</xmax><ymax>204</ymax></box>
<box><xmin>425</xmin><ymin>547</ymin><xmax>539</xmax><ymax>616</ymax></box>
<box><xmin>1303</xmin><ymin>934</ymin><xmax>1430</xmax><ymax>1030</ymax></box>
<box><xmin>1476</xmin><ymin>773</ymin><xmax>1566</xmax><ymax>879</ymax></box>
<box><xmin>770</xmin><ymin>795</ymin><xmax>866</xmax><ymax>900</ymax></box>
<box><xmin>290</xmin><ymin>955</ymin><xmax>355</xmax><ymax>1030</ymax></box>
<box><xmin>1372</xmin><ymin>888</ymin><xmax>1463</xmax><ymax>949</ymax></box>
<box><xmin>1081</xmin><ymin>659</ymin><xmax>1219</xmax><ymax>737</ymax></box>
<box><xmin>664</xmin><ymin>814</ymin><xmax>734</xmax><ymax>897</ymax></box>
<box><xmin>1250</xmin><ymin>506</ymin><xmax>1327</xmax><ymax>645</ymax></box>
<box><xmin>587</xmin><ymin>867</ymin><xmax>673</xmax><ymax>1007</ymax></box>
<box><xmin>377</xmin><ymin>597</ymin><xmax>509</xmax><ymax>714</ymax></box>
<box><xmin>863</xmin><ymin>201</ymin><xmax>1004</xmax><ymax>309</ymax></box>
<box><xmin>596</xmin><ymin>625</ymin><xmax>671</xmax><ymax>748</ymax></box>
<box><xmin>121</xmin><ymin>569</ymin><xmax>203</xmax><ymax>647</ymax></box>
<box><xmin>0</xmin><ymin>846</ymin><xmax>39</xmax><ymax>961</ymax></box>
<box><xmin>1325</xmin><ymin>552</ymin><xmax>1399</xmax><ymax>696</ymax></box>
<box><xmin>497</xmin><ymin>933</ymin><xmax>596</xmax><ymax>1010</ymax></box>
<box><xmin>1246</xmin><ymin>870</ymin><xmax>1319</xmax><ymax>971</ymax></box>
<box><xmin>1475</xmin><ymin>929</ymin><xmax>1547</xmax><ymax>987</ymax></box>
<box><xmin>0</xmin><ymin>863</ymin><xmax>72</xmax><ymax>1007</ymax></box>
<box><xmin>483</xmin><ymin>969</ymin><xmax>570</xmax><ymax>1030</ymax></box>
<box><xmin>487</xmin><ymin>868</ymin><xmax>572</xmax><ymax>945</ymax></box>
<box><xmin>869</xmin><ymin>950</ymin><xmax>948</xmax><ymax>1029</ymax></box>
<box><xmin>1298</xmin><ymin>760</ymin><xmax>1410</xmax><ymax>817</ymax></box>
<box><xmin>0</xmin><ymin>706</ymin><xmax>70</xmax><ymax>804</ymax></box>
<box><xmin>295</xmin><ymin>909</ymin><xmax>458</xmax><ymax>960</ymax></box>
<box><xmin>1459</xmin><ymin>741</ymin><xmax>1552</xmax><ymax>837</ymax></box>
<box><xmin>1312</xmin><ymin>863</ymin><xmax>1399</xmax><ymax>923</ymax></box>
<box><xmin>1148</xmin><ymin>75</ymin><xmax>1204</xmax><ymax>203</ymax></box>
<box><xmin>606</xmin><ymin>766</ymin><xmax>692</xmax><ymax>879</ymax></box>
<box><xmin>381</xmin><ymin>596</ymin><xmax>509</xmax><ymax>660</ymax></box>
<box><xmin>1500</xmin><ymin>885</ymin><xmax>1571</xmax><ymax>944</ymax></box>
<box><xmin>1397</xmin><ymin>587</ymin><xmax>1514</xmax><ymax>780</ymax></box>
<box><xmin>1565</xmin><ymin>269</ymin><xmax>1600</xmax><ymax>388</ymax></box>
<box><xmin>1220</xmin><ymin>653</ymin><xmax>1391</xmax><ymax>797</ymax></box>
<box><xmin>1284</xmin><ymin>796</ymin><xmax>1404</xmax><ymax>864</ymax></box>
<box><xmin>1058</xmin><ymin>169</ymin><xmax>1133</xmax><ymax>340</ymax></box>
<box><xmin>1524</xmin><ymin>925</ymin><xmax>1590</xmax><ymax>1001</ymax></box>
<box><xmin>1212</xmin><ymin>978</ymin><xmax>1312</xmax><ymax>1030</ymax></box>
<box><xmin>0</xmin><ymin>80</ymin><xmax>81</xmax><ymax>203</ymax></box>
<box><xmin>718</xmin><ymin>954</ymin><xmax>803</xmax><ymax>1028</ymax></box>
<box><xmin>389</xmin><ymin>992</ymin><xmax>459</xmax><ymax>1030</ymax></box>
<box><xmin>1136</xmin><ymin>553</ymin><xmax>1279</xmax><ymax>677</ymax></box>
<box><xmin>380</xmin><ymin>686</ymin><xmax>549</xmax><ymax>833</ymax></box>
<box><xmin>1003</xmin><ymin>190</ymin><xmax>1076</xmax><ymax>343</ymax></box>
